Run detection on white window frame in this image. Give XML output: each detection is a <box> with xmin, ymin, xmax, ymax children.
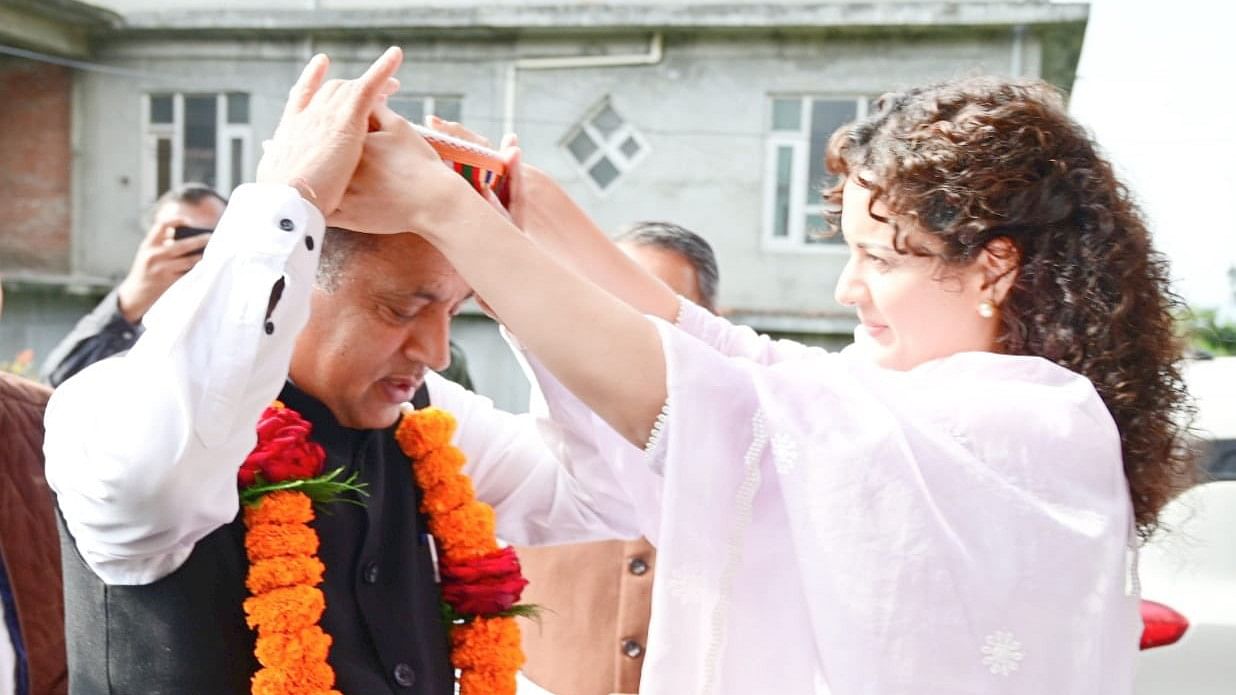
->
<box><xmin>762</xmin><ymin>95</ymin><xmax>872</xmax><ymax>254</ymax></box>
<box><xmin>388</xmin><ymin>94</ymin><xmax>464</xmax><ymax>124</ymax></box>
<box><xmin>562</xmin><ymin>98</ymin><xmax>650</xmax><ymax>196</ymax></box>
<box><xmin>141</xmin><ymin>92</ymin><xmax>251</xmax><ymax>204</ymax></box>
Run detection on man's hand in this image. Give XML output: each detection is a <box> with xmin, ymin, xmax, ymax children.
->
<box><xmin>329</xmin><ymin>104</ymin><xmax>470</xmax><ymax>235</ymax></box>
<box><xmin>116</xmin><ymin>215</ymin><xmax>210</xmax><ymax>324</ymax></box>
<box><xmin>256</xmin><ymin>47</ymin><xmax>404</xmax><ymax>216</ymax></box>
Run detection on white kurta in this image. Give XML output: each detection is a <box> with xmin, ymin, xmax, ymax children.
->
<box><xmin>522</xmin><ymin>300</ymin><xmax>1141</xmax><ymax>695</ymax></box>
<box><xmin>43</xmin><ymin>183</ymin><xmax>640</xmax><ymax>587</ymax></box>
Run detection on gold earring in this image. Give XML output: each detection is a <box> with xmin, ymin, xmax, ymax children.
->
<box><xmin>977</xmin><ymin>300</ymin><xmax>996</xmax><ymax>318</ymax></box>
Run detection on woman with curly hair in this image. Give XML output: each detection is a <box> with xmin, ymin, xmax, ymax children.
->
<box><xmin>333</xmin><ymin>73</ymin><xmax>1192</xmax><ymax>694</ymax></box>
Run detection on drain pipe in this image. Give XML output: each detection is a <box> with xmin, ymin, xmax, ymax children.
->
<box><xmin>1010</xmin><ymin>24</ymin><xmax>1026</xmax><ymax>77</ymax></box>
<box><xmin>503</xmin><ymin>31</ymin><xmax>664</xmax><ymax>134</ymax></box>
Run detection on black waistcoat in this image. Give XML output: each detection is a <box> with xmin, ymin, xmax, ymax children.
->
<box><xmin>58</xmin><ymin>383</ymin><xmax>453</xmax><ymax>694</ymax></box>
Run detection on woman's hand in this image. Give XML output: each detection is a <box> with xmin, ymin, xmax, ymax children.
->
<box><xmin>256</xmin><ymin>47</ymin><xmax>403</xmax><ymax>217</ymax></box>
<box><xmin>328</xmin><ymin>105</ymin><xmax>478</xmax><ymax>235</ymax></box>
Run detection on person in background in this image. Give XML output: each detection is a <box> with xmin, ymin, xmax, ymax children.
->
<box><xmin>518</xmin><ymin>221</ymin><xmax>718</xmax><ymax>695</ymax></box>
<box><xmin>40</xmin><ymin>184</ymin><xmax>224</xmax><ymax>387</ymax></box>
<box><xmin>0</xmin><ymin>278</ymin><xmax>68</xmax><ymax>695</ymax></box>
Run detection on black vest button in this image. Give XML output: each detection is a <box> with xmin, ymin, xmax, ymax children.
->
<box><xmin>264</xmin><ymin>321</ymin><xmax>275</xmax><ymax>335</ymax></box>
<box><xmin>363</xmin><ymin>561</ymin><xmax>380</xmax><ymax>584</ymax></box>
<box><xmin>628</xmin><ymin>557</ymin><xmax>649</xmax><ymax>576</ymax></box>
<box><xmin>622</xmin><ymin>639</ymin><xmax>644</xmax><ymax>659</ymax></box>
<box><xmin>304</xmin><ymin>235</ymin><xmax>315</xmax><ymax>251</ymax></box>
<box><xmin>393</xmin><ymin>663</ymin><xmax>416</xmax><ymax>687</ymax></box>
<box><xmin>278</xmin><ymin>218</ymin><xmax>295</xmax><ymax>232</ymax></box>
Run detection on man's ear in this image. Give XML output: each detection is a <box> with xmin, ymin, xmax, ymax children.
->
<box><xmin>979</xmin><ymin>236</ymin><xmax>1020</xmax><ymax>304</ymax></box>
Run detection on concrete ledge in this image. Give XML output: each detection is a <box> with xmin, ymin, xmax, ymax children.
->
<box><xmin>116</xmin><ymin>2</ymin><xmax>1088</xmax><ymax>33</ymax></box>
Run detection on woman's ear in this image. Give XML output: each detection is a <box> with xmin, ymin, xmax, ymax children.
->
<box><xmin>980</xmin><ymin>237</ymin><xmax>1020</xmax><ymax>304</ymax></box>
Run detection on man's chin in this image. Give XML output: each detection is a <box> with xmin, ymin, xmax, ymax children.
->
<box><xmin>335</xmin><ymin>403</ymin><xmax>403</xmax><ymax>431</ymax></box>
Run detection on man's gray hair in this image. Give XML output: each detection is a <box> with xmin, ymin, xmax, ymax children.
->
<box><xmin>316</xmin><ymin>227</ymin><xmax>379</xmax><ymax>292</ymax></box>
<box><xmin>615</xmin><ymin>221</ymin><xmax>719</xmax><ymax>310</ymax></box>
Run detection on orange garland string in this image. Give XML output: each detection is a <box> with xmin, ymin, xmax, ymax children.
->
<box><xmin>242</xmin><ymin>490</ymin><xmax>340</xmax><ymax>695</ymax></box>
<box><xmin>396</xmin><ymin>405</ymin><xmax>526</xmax><ymax>695</ymax></box>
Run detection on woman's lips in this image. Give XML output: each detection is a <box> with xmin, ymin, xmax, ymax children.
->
<box><xmin>861</xmin><ymin>323</ymin><xmax>890</xmax><ymax>341</ymax></box>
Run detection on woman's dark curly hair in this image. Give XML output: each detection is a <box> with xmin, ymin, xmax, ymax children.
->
<box><xmin>824</xmin><ymin>76</ymin><xmax>1194</xmax><ymax>538</ymax></box>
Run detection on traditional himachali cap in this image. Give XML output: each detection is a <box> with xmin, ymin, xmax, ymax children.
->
<box><xmin>411</xmin><ymin>121</ymin><xmax>509</xmax><ymax>206</ymax></box>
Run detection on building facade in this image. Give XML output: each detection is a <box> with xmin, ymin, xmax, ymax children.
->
<box><xmin>0</xmin><ymin>1</ymin><xmax>1087</xmax><ymax>410</ymax></box>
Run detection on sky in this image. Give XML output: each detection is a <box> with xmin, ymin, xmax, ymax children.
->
<box><xmin>1069</xmin><ymin>0</ymin><xmax>1236</xmax><ymax>314</ymax></box>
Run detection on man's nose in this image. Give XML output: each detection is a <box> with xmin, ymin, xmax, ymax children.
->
<box><xmin>404</xmin><ymin>311</ymin><xmax>452</xmax><ymax>372</ymax></box>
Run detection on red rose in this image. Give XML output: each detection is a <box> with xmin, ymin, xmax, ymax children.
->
<box><xmin>238</xmin><ymin>406</ymin><xmax>326</xmax><ymax>488</ymax></box>
<box><xmin>439</xmin><ymin>546</ymin><xmax>529</xmax><ymax>616</ymax></box>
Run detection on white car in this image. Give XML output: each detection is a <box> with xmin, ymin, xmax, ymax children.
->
<box><xmin>1135</xmin><ymin>356</ymin><xmax>1236</xmax><ymax>694</ymax></box>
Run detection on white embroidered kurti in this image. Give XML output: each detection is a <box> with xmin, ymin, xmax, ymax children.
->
<box><xmin>523</xmin><ymin>300</ymin><xmax>1141</xmax><ymax>695</ymax></box>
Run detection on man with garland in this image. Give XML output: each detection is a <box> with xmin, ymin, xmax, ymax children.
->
<box><xmin>44</xmin><ymin>49</ymin><xmax>639</xmax><ymax>694</ymax></box>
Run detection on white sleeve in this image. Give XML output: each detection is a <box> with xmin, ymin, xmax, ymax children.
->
<box><xmin>44</xmin><ymin>184</ymin><xmax>324</xmax><ymax>586</ymax></box>
<box><xmin>674</xmin><ymin>298</ymin><xmax>826</xmax><ymax>364</ymax></box>
<box><xmin>425</xmin><ymin>372</ymin><xmax>641</xmax><ymax>546</ymax></box>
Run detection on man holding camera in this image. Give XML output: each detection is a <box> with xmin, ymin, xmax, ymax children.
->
<box><xmin>40</xmin><ymin>184</ymin><xmax>223</xmax><ymax>386</ymax></box>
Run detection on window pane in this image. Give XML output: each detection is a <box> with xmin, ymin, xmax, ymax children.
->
<box><xmin>390</xmin><ymin>97</ymin><xmax>425</xmax><ymax>124</ymax></box>
<box><xmin>591</xmin><ymin>104</ymin><xmax>623</xmax><ymax>139</ymax></box>
<box><xmin>804</xmin><ymin>213</ymin><xmax>840</xmax><ymax>244</ymax></box>
<box><xmin>619</xmin><ymin>136</ymin><xmax>641</xmax><ymax>159</ymax></box>
<box><xmin>183</xmin><ymin>95</ymin><xmax>217</xmax><ymax>186</ymax></box>
<box><xmin>772</xmin><ymin>98</ymin><xmax>801</xmax><ymax>131</ymax></box>
<box><xmin>588</xmin><ymin>156</ymin><xmax>620</xmax><ymax>189</ymax></box>
<box><xmin>773</xmin><ymin>145</ymin><xmax>793</xmax><ymax>238</ymax></box>
<box><xmin>227</xmin><ymin>92</ymin><xmax>249</xmax><ymax>124</ymax></box>
<box><xmin>567</xmin><ymin>130</ymin><xmax>599</xmax><ymax>163</ymax></box>
<box><xmin>150</xmin><ymin>95</ymin><xmax>173</xmax><ymax>124</ymax></box>
<box><xmin>156</xmin><ymin>137</ymin><xmax>172</xmax><ymax>197</ymax></box>
<box><xmin>807</xmin><ymin>99</ymin><xmax>857</xmax><ymax>204</ymax></box>
<box><xmin>434</xmin><ymin>97</ymin><xmax>463</xmax><ymax>123</ymax></box>
<box><xmin>231</xmin><ymin>137</ymin><xmax>244</xmax><ymax>190</ymax></box>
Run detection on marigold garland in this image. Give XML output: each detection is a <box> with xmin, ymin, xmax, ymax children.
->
<box><xmin>239</xmin><ymin>404</ymin><xmax>342</xmax><ymax>695</ymax></box>
<box><xmin>395</xmin><ymin>405</ymin><xmax>533</xmax><ymax>695</ymax></box>
<box><xmin>235</xmin><ymin>401</ymin><xmax>529</xmax><ymax>695</ymax></box>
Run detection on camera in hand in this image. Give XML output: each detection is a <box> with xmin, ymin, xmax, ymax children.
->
<box><xmin>172</xmin><ymin>225</ymin><xmax>213</xmax><ymax>241</ymax></box>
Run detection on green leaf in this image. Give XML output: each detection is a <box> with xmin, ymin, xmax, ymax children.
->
<box><xmin>240</xmin><ymin>467</ymin><xmax>369</xmax><ymax>507</ymax></box>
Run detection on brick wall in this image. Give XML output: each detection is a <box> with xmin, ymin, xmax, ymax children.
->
<box><xmin>0</xmin><ymin>58</ymin><xmax>72</xmax><ymax>274</ymax></box>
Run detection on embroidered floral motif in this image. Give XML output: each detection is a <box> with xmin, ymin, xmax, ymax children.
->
<box><xmin>981</xmin><ymin>630</ymin><xmax>1024</xmax><ymax>676</ymax></box>
<box><xmin>770</xmin><ymin>432</ymin><xmax>799</xmax><ymax>475</ymax></box>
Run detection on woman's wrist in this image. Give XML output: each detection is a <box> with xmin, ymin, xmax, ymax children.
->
<box><xmin>412</xmin><ymin>171</ymin><xmax>509</xmax><ymax>247</ymax></box>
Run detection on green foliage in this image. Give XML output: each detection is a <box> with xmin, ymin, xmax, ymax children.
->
<box><xmin>1185</xmin><ymin>308</ymin><xmax>1236</xmax><ymax>357</ymax></box>
<box><xmin>0</xmin><ymin>349</ymin><xmax>34</xmax><ymax>377</ymax></box>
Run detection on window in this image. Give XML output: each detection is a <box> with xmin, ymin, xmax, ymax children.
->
<box><xmin>143</xmin><ymin>92</ymin><xmax>251</xmax><ymax>202</ymax></box>
<box><xmin>562</xmin><ymin>99</ymin><xmax>648</xmax><ymax>193</ymax></box>
<box><xmin>387</xmin><ymin>94</ymin><xmax>463</xmax><ymax>125</ymax></box>
<box><xmin>763</xmin><ymin>95</ymin><xmax>874</xmax><ymax>250</ymax></box>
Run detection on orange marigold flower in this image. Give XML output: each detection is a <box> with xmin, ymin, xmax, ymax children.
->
<box><xmin>420</xmin><ymin>474</ymin><xmax>475</xmax><ymax>516</ymax></box>
<box><xmin>458</xmin><ymin>668</ymin><xmax>517</xmax><ymax>695</ymax></box>
<box><xmin>411</xmin><ymin>447</ymin><xmax>468</xmax><ymax>491</ymax></box>
<box><xmin>396</xmin><ymin>406</ymin><xmax>458</xmax><ymax>459</ymax></box>
<box><xmin>451</xmin><ymin>616</ymin><xmax>525</xmax><ymax>672</ymax></box>
<box><xmin>250</xmin><ymin>660</ymin><xmax>335</xmax><ymax>694</ymax></box>
<box><xmin>254</xmin><ymin>626</ymin><xmax>333</xmax><ymax>669</ymax></box>
<box><xmin>430</xmin><ymin>501</ymin><xmax>498</xmax><ymax>561</ymax></box>
<box><xmin>247</xmin><ymin>555</ymin><xmax>326</xmax><ymax>595</ymax></box>
<box><xmin>243</xmin><ymin>585</ymin><xmax>326</xmax><ymax>633</ymax></box>
<box><xmin>244</xmin><ymin>522</ymin><xmax>320</xmax><ymax>562</ymax></box>
<box><xmin>245</xmin><ymin>491</ymin><xmax>314</xmax><ymax>526</ymax></box>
